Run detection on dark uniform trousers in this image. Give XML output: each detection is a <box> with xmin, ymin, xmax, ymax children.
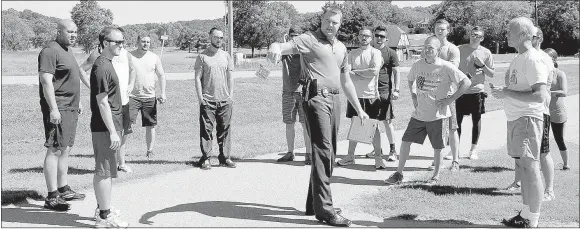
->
<box><xmin>303</xmin><ymin>92</ymin><xmax>341</xmax><ymax>219</ymax></box>
<box><xmin>199</xmin><ymin>100</ymin><xmax>233</xmax><ymax>163</ymax></box>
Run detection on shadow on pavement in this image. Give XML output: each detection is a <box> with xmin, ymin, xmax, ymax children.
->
<box><xmin>331</xmin><ymin>176</ymin><xmax>384</xmax><ymax>186</ymax></box>
<box><xmin>126</xmin><ymin>159</ymin><xmax>192</xmax><ymax>165</ymax></box>
<box><xmin>9</xmin><ymin>166</ymin><xmax>93</xmax><ymax>175</ymax></box>
<box><xmin>139</xmin><ymin>201</ymin><xmax>320</xmax><ymax>226</ymax></box>
<box><xmin>70</xmin><ymin>154</ymin><xmax>94</xmax><ymax>158</ymax></box>
<box><xmin>460</xmin><ymin>165</ymin><xmax>514</xmax><ymax>173</ymax></box>
<box><xmin>236</xmin><ymin>158</ymin><xmax>309</xmax><ymax>167</ymax></box>
<box><xmin>354</xmin><ymin>214</ymin><xmax>503</xmax><ymax>228</ymax></box>
<box><xmin>1</xmin><ymin>203</ymin><xmax>94</xmax><ymax>227</ymax></box>
<box><xmin>1</xmin><ymin>190</ymin><xmax>44</xmax><ymax>206</ymax></box>
<box><xmin>399</xmin><ymin>184</ymin><xmax>517</xmax><ymax>196</ymax></box>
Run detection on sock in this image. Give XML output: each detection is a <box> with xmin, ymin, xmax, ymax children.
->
<box><xmin>57</xmin><ymin>185</ymin><xmax>70</xmax><ymax>193</ymax></box>
<box><xmin>99</xmin><ymin>209</ymin><xmax>111</xmax><ymax>219</ymax></box>
<box><xmin>47</xmin><ymin>191</ymin><xmax>59</xmax><ymax>199</ymax></box>
<box><xmin>390</xmin><ymin>144</ymin><xmax>395</xmax><ymax>151</ymax></box>
<box><xmin>521</xmin><ymin>207</ymin><xmax>540</xmax><ymax>227</ymax></box>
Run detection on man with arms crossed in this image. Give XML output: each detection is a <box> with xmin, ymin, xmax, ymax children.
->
<box><xmin>81</xmin><ymin>27</ymin><xmax>136</xmax><ymax>173</ymax></box>
<box><xmin>127</xmin><ymin>34</ymin><xmax>167</xmax><ymax>159</ymax></box>
<box><xmin>90</xmin><ymin>26</ymin><xmax>129</xmax><ymax>228</ymax></box>
<box><xmin>267</xmin><ymin>4</ymin><xmax>369</xmax><ymax>227</ymax></box>
<box><xmin>364</xmin><ymin>25</ymin><xmax>400</xmax><ymax>161</ymax></box>
<box><xmin>38</xmin><ymin>19</ymin><xmax>90</xmax><ymax>211</ymax></box>
<box><xmin>385</xmin><ymin>36</ymin><xmax>470</xmax><ymax>185</ymax></box>
<box><xmin>194</xmin><ymin>27</ymin><xmax>237</xmax><ymax>170</ymax></box>
<box><xmin>492</xmin><ymin>17</ymin><xmax>548</xmax><ymax>228</ymax></box>
<box><xmin>455</xmin><ymin>26</ymin><xmax>495</xmax><ymax>170</ymax></box>
<box><xmin>336</xmin><ymin>28</ymin><xmax>388</xmax><ymax>169</ymax></box>
<box><xmin>277</xmin><ymin>27</ymin><xmax>312</xmax><ymax>165</ymax></box>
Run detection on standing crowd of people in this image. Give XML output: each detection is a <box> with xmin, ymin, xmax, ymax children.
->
<box><xmin>36</xmin><ymin>4</ymin><xmax>570</xmax><ymax>228</ymax></box>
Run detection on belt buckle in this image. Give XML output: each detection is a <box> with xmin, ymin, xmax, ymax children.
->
<box><xmin>322</xmin><ymin>88</ymin><xmax>329</xmax><ymax>97</ymax></box>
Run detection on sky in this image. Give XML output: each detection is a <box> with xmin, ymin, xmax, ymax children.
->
<box><xmin>1</xmin><ymin>1</ymin><xmax>441</xmax><ymax>26</ymax></box>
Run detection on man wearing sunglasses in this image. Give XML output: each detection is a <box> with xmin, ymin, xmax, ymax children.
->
<box><xmin>127</xmin><ymin>34</ymin><xmax>167</xmax><ymax>160</ymax></box>
<box><xmin>456</xmin><ymin>26</ymin><xmax>495</xmax><ymax>170</ymax></box>
<box><xmin>89</xmin><ymin>26</ymin><xmax>130</xmax><ymax>228</ymax></box>
<box><xmin>277</xmin><ymin>27</ymin><xmax>312</xmax><ymax>165</ymax></box>
<box><xmin>365</xmin><ymin>25</ymin><xmax>400</xmax><ymax>162</ymax></box>
<box><xmin>81</xmin><ymin>26</ymin><xmax>136</xmax><ymax>174</ymax></box>
<box><xmin>38</xmin><ymin>19</ymin><xmax>90</xmax><ymax>212</ymax></box>
<box><xmin>194</xmin><ymin>27</ymin><xmax>237</xmax><ymax>170</ymax></box>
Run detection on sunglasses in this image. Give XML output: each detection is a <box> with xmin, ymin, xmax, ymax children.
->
<box><xmin>471</xmin><ymin>34</ymin><xmax>483</xmax><ymax>39</ymax></box>
<box><xmin>107</xmin><ymin>39</ymin><xmax>125</xmax><ymax>45</ymax></box>
<box><xmin>374</xmin><ymin>34</ymin><xmax>386</xmax><ymax>39</ymax></box>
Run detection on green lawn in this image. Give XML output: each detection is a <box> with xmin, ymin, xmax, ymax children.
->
<box><xmin>1</xmin><ymin>60</ymin><xmax>578</xmax><ymax>213</ymax></box>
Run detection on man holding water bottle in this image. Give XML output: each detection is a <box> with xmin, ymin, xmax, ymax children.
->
<box><xmin>267</xmin><ymin>4</ymin><xmax>368</xmax><ymax>227</ymax></box>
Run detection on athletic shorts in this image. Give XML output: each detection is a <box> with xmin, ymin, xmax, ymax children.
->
<box><xmin>456</xmin><ymin>92</ymin><xmax>487</xmax><ymax>116</ymax></box>
<box><xmin>541</xmin><ymin>114</ymin><xmax>550</xmax><ymax>154</ymax></box>
<box><xmin>92</xmin><ymin>131</ymin><xmax>121</xmax><ymax>178</ymax></box>
<box><xmin>122</xmin><ymin>104</ymin><xmax>131</xmax><ymax>135</ymax></box>
<box><xmin>42</xmin><ymin>108</ymin><xmax>79</xmax><ymax>149</ymax></box>
<box><xmin>402</xmin><ymin>117</ymin><xmax>449</xmax><ymax>149</ymax></box>
<box><xmin>282</xmin><ymin>91</ymin><xmax>305</xmax><ymax>124</ymax></box>
<box><xmin>346</xmin><ymin>97</ymin><xmax>392</xmax><ymax>121</ymax></box>
<box><xmin>507</xmin><ymin>116</ymin><xmax>542</xmax><ymax>160</ymax></box>
<box><xmin>129</xmin><ymin>97</ymin><xmax>157</xmax><ymax>129</ymax></box>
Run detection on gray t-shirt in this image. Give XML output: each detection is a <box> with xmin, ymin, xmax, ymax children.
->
<box><xmin>194</xmin><ymin>48</ymin><xmax>234</xmax><ymax>102</ymax></box>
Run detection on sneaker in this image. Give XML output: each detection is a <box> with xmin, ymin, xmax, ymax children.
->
<box><xmin>449</xmin><ymin>161</ymin><xmax>459</xmax><ymax>171</ymax></box>
<box><xmin>503</xmin><ymin>182</ymin><xmax>521</xmax><ymax>192</ymax></box>
<box><xmin>561</xmin><ymin>164</ymin><xmax>570</xmax><ymax>171</ymax></box>
<box><xmin>94</xmin><ymin>206</ymin><xmax>122</xmax><ymax>219</ymax></box>
<box><xmin>365</xmin><ymin>151</ymin><xmax>375</xmax><ymax>158</ymax></box>
<box><xmin>200</xmin><ymin>160</ymin><xmax>211</xmax><ymax>170</ymax></box>
<box><xmin>95</xmin><ymin>212</ymin><xmax>129</xmax><ymax>228</ymax></box>
<box><xmin>337</xmin><ymin>156</ymin><xmax>355</xmax><ymax>166</ymax></box>
<box><xmin>277</xmin><ymin>152</ymin><xmax>295</xmax><ymax>162</ymax></box>
<box><xmin>375</xmin><ymin>158</ymin><xmax>387</xmax><ymax>170</ymax></box>
<box><xmin>146</xmin><ymin>150</ymin><xmax>154</xmax><ymax>159</ymax></box>
<box><xmin>428</xmin><ymin>161</ymin><xmax>435</xmax><ymax>170</ymax></box>
<box><xmin>443</xmin><ymin>155</ymin><xmax>453</xmax><ymax>160</ymax></box>
<box><xmin>426</xmin><ymin>176</ymin><xmax>439</xmax><ymax>185</ymax></box>
<box><xmin>117</xmin><ymin>164</ymin><xmax>133</xmax><ymax>173</ymax></box>
<box><xmin>44</xmin><ymin>196</ymin><xmax>70</xmax><ymax>211</ymax></box>
<box><xmin>219</xmin><ymin>159</ymin><xmax>237</xmax><ymax>168</ymax></box>
<box><xmin>543</xmin><ymin>191</ymin><xmax>555</xmax><ymax>201</ymax></box>
<box><xmin>501</xmin><ymin>211</ymin><xmax>531</xmax><ymax>228</ymax></box>
<box><xmin>304</xmin><ymin>153</ymin><xmax>312</xmax><ymax>165</ymax></box>
<box><xmin>59</xmin><ymin>188</ymin><xmax>86</xmax><ymax>201</ymax></box>
<box><xmin>384</xmin><ymin>172</ymin><xmax>403</xmax><ymax>185</ymax></box>
<box><xmin>469</xmin><ymin>152</ymin><xmax>479</xmax><ymax>160</ymax></box>
<box><xmin>387</xmin><ymin>149</ymin><xmax>398</xmax><ymax>162</ymax></box>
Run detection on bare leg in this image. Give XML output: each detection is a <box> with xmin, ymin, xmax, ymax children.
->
<box><xmin>396</xmin><ymin>141</ymin><xmax>412</xmax><ymax>174</ymax></box>
<box><xmin>432</xmin><ymin>148</ymin><xmax>443</xmax><ymax>178</ymax></box>
<box><xmin>540</xmin><ymin>153</ymin><xmax>554</xmax><ymax>193</ymax></box>
<box><xmin>146</xmin><ymin>126</ymin><xmax>155</xmax><ymax>152</ymax></box>
<box><xmin>285</xmin><ymin>123</ymin><xmax>296</xmax><ymax>153</ymax></box>
<box><xmin>93</xmin><ymin>175</ymin><xmax>112</xmax><ymax>211</ymax></box>
<box><xmin>44</xmin><ymin>148</ymin><xmax>60</xmax><ymax>192</ymax></box>
<box><xmin>118</xmin><ymin>135</ymin><xmax>128</xmax><ymax>166</ymax></box>
<box><xmin>56</xmin><ymin>146</ymin><xmax>71</xmax><ymax>188</ymax></box>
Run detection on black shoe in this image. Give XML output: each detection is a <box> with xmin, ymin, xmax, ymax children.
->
<box><xmin>501</xmin><ymin>211</ymin><xmax>531</xmax><ymax>228</ymax></box>
<box><xmin>44</xmin><ymin>196</ymin><xmax>70</xmax><ymax>211</ymax></box>
<box><xmin>305</xmin><ymin>208</ymin><xmax>342</xmax><ymax>216</ymax></box>
<box><xmin>200</xmin><ymin>160</ymin><xmax>211</xmax><ymax>170</ymax></box>
<box><xmin>277</xmin><ymin>152</ymin><xmax>295</xmax><ymax>162</ymax></box>
<box><xmin>317</xmin><ymin>214</ymin><xmax>351</xmax><ymax>227</ymax></box>
<box><xmin>304</xmin><ymin>153</ymin><xmax>312</xmax><ymax>165</ymax></box>
<box><xmin>219</xmin><ymin>159</ymin><xmax>237</xmax><ymax>168</ymax></box>
<box><xmin>59</xmin><ymin>188</ymin><xmax>86</xmax><ymax>201</ymax></box>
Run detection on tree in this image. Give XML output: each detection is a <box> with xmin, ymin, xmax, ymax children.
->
<box><xmin>259</xmin><ymin>1</ymin><xmax>299</xmax><ymax>45</ymax></box>
<box><xmin>71</xmin><ymin>0</ymin><xmax>114</xmax><ymax>53</ymax></box>
<box><xmin>232</xmin><ymin>0</ymin><xmax>268</xmax><ymax>57</ymax></box>
<box><xmin>537</xmin><ymin>0</ymin><xmax>579</xmax><ymax>55</ymax></box>
<box><xmin>1</xmin><ymin>13</ymin><xmax>35</xmax><ymax>51</ymax></box>
<box><xmin>339</xmin><ymin>1</ymin><xmax>379</xmax><ymax>44</ymax></box>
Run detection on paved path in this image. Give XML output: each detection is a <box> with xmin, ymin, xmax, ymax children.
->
<box><xmin>3</xmin><ymin>59</ymin><xmax>578</xmax><ymax>85</ymax></box>
<box><xmin>2</xmin><ymin>94</ymin><xmax>578</xmax><ymax>227</ymax></box>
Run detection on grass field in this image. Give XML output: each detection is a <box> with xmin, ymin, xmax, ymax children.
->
<box><xmin>3</xmin><ymin>47</ymin><xmax>577</xmax><ymax>76</ymax></box>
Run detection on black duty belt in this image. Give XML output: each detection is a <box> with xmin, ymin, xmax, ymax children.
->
<box><xmin>317</xmin><ymin>87</ymin><xmax>340</xmax><ymax>97</ymax></box>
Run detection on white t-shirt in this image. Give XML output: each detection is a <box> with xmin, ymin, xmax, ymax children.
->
<box><xmin>504</xmin><ymin>48</ymin><xmax>548</xmax><ymax>121</ymax></box>
<box><xmin>539</xmin><ymin>50</ymin><xmax>554</xmax><ymax>115</ymax></box>
<box><xmin>112</xmin><ymin>48</ymin><xmax>131</xmax><ymax>105</ymax></box>
<box><xmin>347</xmin><ymin>46</ymin><xmax>383</xmax><ymax>98</ymax></box>
<box><xmin>131</xmin><ymin>51</ymin><xmax>162</xmax><ymax>98</ymax></box>
<box><xmin>408</xmin><ymin>58</ymin><xmax>467</xmax><ymax>122</ymax></box>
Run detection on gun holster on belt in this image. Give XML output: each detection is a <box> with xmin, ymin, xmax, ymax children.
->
<box><xmin>302</xmin><ymin>79</ymin><xmax>318</xmax><ymax>102</ymax></box>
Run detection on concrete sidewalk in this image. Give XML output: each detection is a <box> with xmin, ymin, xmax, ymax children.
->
<box><xmin>2</xmin><ymin>95</ymin><xmax>578</xmax><ymax>228</ymax></box>
<box><xmin>2</xmin><ymin>59</ymin><xmax>578</xmax><ymax>85</ymax></box>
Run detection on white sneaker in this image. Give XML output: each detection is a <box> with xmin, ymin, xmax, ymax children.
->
<box><xmin>543</xmin><ymin>191</ymin><xmax>555</xmax><ymax>201</ymax></box>
<box><xmin>94</xmin><ymin>206</ymin><xmax>121</xmax><ymax>220</ymax></box>
<box><xmin>443</xmin><ymin>155</ymin><xmax>453</xmax><ymax>160</ymax></box>
<box><xmin>503</xmin><ymin>182</ymin><xmax>521</xmax><ymax>192</ymax></box>
<box><xmin>469</xmin><ymin>152</ymin><xmax>479</xmax><ymax>160</ymax></box>
<box><xmin>117</xmin><ymin>164</ymin><xmax>133</xmax><ymax>173</ymax></box>
<box><xmin>95</xmin><ymin>211</ymin><xmax>129</xmax><ymax>228</ymax></box>
<box><xmin>375</xmin><ymin>158</ymin><xmax>387</xmax><ymax>170</ymax></box>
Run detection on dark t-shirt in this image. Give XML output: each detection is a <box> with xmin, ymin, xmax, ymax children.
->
<box><xmin>90</xmin><ymin>54</ymin><xmax>123</xmax><ymax>132</ymax></box>
<box><xmin>38</xmin><ymin>41</ymin><xmax>81</xmax><ymax>110</ymax></box>
<box><xmin>377</xmin><ymin>46</ymin><xmax>399</xmax><ymax>94</ymax></box>
<box><xmin>281</xmin><ymin>54</ymin><xmax>302</xmax><ymax>92</ymax></box>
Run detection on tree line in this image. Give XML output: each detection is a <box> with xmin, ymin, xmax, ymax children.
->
<box><xmin>2</xmin><ymin>0</ymin><xmax>578</xmax><ymax>56</ymax></box>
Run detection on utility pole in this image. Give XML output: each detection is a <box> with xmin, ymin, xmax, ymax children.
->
<box><xmin>228</xmin><ymin>0</ymin><xmax>233</xmax><ymax>57</ymax></box>
<box><xmin>534</xmin><ymin>0</ymin><xmax>538</xmax><ymax>25</ymax></box>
